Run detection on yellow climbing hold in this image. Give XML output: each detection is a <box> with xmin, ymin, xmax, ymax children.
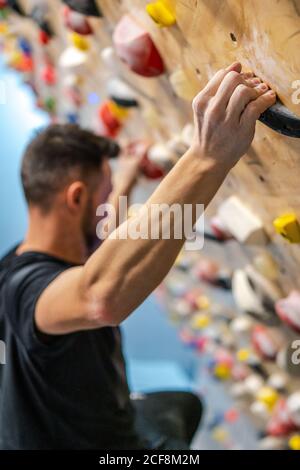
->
<box><xmin>273</xmin><ymin>213</ymin><xmax>300</xmax><ymax>244</ymax></box>
<box><xmin>107</xmin><ymin>100</ymin><xmax>129</xmax><ymax>120</ymax></box>
<box><xmin>195</xmin><ymin>295</ymin><xmax>210</xmax><ymax>311</ymax></box>
<box><xmin>191</xmin><ymin>312</ymin><xmax>211</xmax><ymax>330</ymax></box>
<box><xmin>211</xmin><ymin>426</ymin><xmax>229</xmax><ymax>443</ymax></box>
<box><xmin>7</xmin><ymin>50</ymin><xmax>22</xmax><ymax>68</ymax></box>
<box><xmin>256</xmin><ymin>386</ymin><xmax>279</xmax><ymax>411</ymax></box>
<box><xmin>289</xmin><ymin>434</ymin><xmax>300</xmax><ymax>451</ymax></box>
<box><xmin>236</xmin><ymin>348</ymin><xmax>251</xmax><ymax>362</ymax></box>
<box><xmin>146</xmin><ymin>1</ymin><xmax>176</xmax><ymax>27</ymax></box>
<box><xmin>70</xmin><ymin>32</ymin><xmax>90</xmax><ymax>51</ymax></box>
<box><xmin>214</xmin><ymin>363</ymin><xmax>231</xmax><ymax>380</ymax></box>
<box><xmin>0</xmin><ymin>22</ymin><xmax>9</xmax><ymax>35</ymax></box>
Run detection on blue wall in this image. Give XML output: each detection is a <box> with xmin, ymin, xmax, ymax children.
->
<box><xmin>0</xmin><ymin>58</ymin><xmax>48</xmax><ymax>257</ymax></box>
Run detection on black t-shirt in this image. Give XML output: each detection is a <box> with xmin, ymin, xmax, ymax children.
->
<box><xmin>0</xmin><ymin>247</ymin><xmax>141</xmax><ymax>449</ymax></box>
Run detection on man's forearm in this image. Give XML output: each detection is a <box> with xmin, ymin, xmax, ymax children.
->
<box><xmin>81</xmin><ymin>150</ymin><xmax>229</xmax><ymax>325</ymax></box>
<box><xmin>35</xmin><ymin>64</ymin><xmax>276</xmax><ymax>335</ymax></box>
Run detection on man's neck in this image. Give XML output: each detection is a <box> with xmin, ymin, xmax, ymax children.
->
<box><xmin>17</xmin><ymin>209</ymin><xmax>87</xmax><ymax>265</ymax></box>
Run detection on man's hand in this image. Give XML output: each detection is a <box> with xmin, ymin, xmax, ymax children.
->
<box><xmin>103</xmin><ymin>141</ymin><xmax>147</xmax><ymax>240</ymax></box>
<box><xmin>113</xmin><ymin>141</ymin><xmax>147</xmax><ymax>194</ymax></box>
<box><xmin>190</xmin><ymin>62</ymin><xmax>276</xmax><ymax>170</ymax></box>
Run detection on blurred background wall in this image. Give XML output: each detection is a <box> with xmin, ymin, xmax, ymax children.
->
<box><xmin>0</xmin><ymin>56</ymin><xmax>48</xmax><ymax>257</ymax></box>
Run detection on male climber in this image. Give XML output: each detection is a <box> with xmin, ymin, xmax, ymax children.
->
<box><xmin>0</xmin><ymin>63</ymin><xmax>275</xmax><ymax>449</ymax></box>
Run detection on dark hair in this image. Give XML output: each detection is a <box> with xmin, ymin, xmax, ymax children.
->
<box><xmin>21</xmin><ymin>124</ymin><xmax>120</xmax><ymax>212</ymax></box>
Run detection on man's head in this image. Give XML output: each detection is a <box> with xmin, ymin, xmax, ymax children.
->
<box><xmin>21</xmin><ymin>124</ymin><xmax>120</xmax><ymax>250</ymax></box>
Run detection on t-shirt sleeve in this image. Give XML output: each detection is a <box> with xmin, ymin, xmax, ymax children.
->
<box><xmin>4</xmin><ymin>263</ymin><xmax>71</xmax><ymax>355</ymax></box>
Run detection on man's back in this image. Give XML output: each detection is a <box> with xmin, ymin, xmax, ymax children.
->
<box><xmin>0</xmin><ymin>248</ymin><xmax>139</xmax><ymax>449</ymax></box>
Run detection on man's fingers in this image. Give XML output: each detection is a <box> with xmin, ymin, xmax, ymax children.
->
<box><xmin>201</xmin><ymin>62</ymin><xmax>242</xmax><ymax>98</ymax></box>
<box><xmin>228</xmin><ymin>62</ymin><xmax>243</xmax><ymax>73</ymax></box>
<box><xmin>192</xmin><ymin>62</ymin><xmax>242</xmax><ymax>116</ymax></box>
<box><xmin>214</xmin><ymin>71</ymin><xmax>243</xmax><ymax>109</ymax></box>
<box><xmin>214</xmin><ymin>72</ymin><xmax>264</xmax><ymax>112</ymax></box>
<box><xmin>227</xmin><ymin>83</ymin><xmax>271</xmax><ymax>120</ymax></box>
<box><xmin>245</xmin><ymin>77</ymin><xmax>262</xmax><ymax>87</ymax></box>
<box><xmin>240</xmin><ymin>90</ymin><xmax>277</xmax><ymax>125</ymax></box>
<box><xmin>213</xmin><ymin>71</ymin><xmax>255</xmax><ymax>110</ymax></box>
<box><xmin>241</xmin><ymin>72</ymin><xmax>254</xmax><ymax>79</ymax></box>
<box><xmin>241</xmin><ymin>73</ymin><xmax>262</xmax><ymax>84</ymax></box>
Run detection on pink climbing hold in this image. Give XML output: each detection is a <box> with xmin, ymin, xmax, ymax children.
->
<box><xmin>210</xmin><ymin>216</ymin><xmax>233</xmax><ymax>241</ymax></box>
<box><xmin>275</xmin><ymin>290</ymin><xmax>300</xmax><ymax>333</ymax></box>
<box><xmin>184</xmin><ymin>287</ymin><xmax>203</xmax><ymax>310</ymax></box>
<box><xmin>193</xmin><ymin>258</ymin><xmax>220</xmax><ymax>283</ymax></box>
<box><xmin>251</xmin><ymin>325</ymin><xmax>279</xmax><ymax>361</ymax></box>
<box><xmin>224</xmin><ymin>408</ymin><xmax>239</xmax><ymax>424</ymax></box>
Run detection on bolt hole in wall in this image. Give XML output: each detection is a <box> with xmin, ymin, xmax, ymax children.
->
<box><xmin>230</xmin><ymin>32</ymin><xmax>238</xmax><ymax>43</ymax></box>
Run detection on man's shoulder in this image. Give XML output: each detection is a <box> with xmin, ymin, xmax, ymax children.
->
<box><xmin>0</xmin><ymin>245</ymin><xmax>20</xmax><ymax>288</ymax></box>
<box><xmin>0</xmin><ymin>248</ymin><xmax>72</xmax><ymax>293</ymax></box>
<box><xmin>0</xmin><ymin>245</ymin><xmax>19</xmax><ymax>268</ymax></box>
<box><xmin>0</xmin><ymin>250</ymin><xmax>75</xmax><ymax>351</ymax></box>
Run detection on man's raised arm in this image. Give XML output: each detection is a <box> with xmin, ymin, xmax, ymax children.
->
<box><xmin>35</xmin><ymin>63</ymin><xmax>276</xmax><ymax>335</ymax></box>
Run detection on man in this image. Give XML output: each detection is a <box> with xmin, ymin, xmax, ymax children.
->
<box><xmin>0</xmin><ymin>63</ymin><xmax>275</xmax><ymax>449</ymax></box>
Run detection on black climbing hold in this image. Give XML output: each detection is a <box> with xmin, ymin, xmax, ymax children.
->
<box><xmin>61</xmin><ymin>0</ymin><xmax>102</xmax><ymax>17</ymax></box>
<box><xmin>109</xmin><ymin>96</ymin><xmax>139</xmax><ymax>109</ymax></box>
<box><xmin>259</xmin><ymin>100</ymin><xmax>300</xmax><ymax>138</ymax></box>
<box><xmin>31</xmin><ymin>5</ymin><xmax>54</xmax><ymax>37</ymax></box>
<box><xmin>203</xmin><ymin>231</ymin><xmax>226</xmax><ymax>243</ymax></box>
<box><xmin>248</xmin><ymin>362</ymin><xmax>269</xmax><ymax>380</ymax></box>
<box><xmin>7</xmin><ymin>0</ymin><xmax>26</xmax><ymax>16</ymax></box>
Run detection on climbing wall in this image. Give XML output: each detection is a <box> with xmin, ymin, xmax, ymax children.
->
<box><xmin>1</xmin><ymin>0</ymin><xmax>300</xmax><ymax>450</ymax></box>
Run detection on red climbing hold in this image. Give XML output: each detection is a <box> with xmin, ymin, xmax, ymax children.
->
<box><xmin>39</xmin><ymin>30</ymin><xmax>51</xmax><ymax>45</ymax></box>
<box><xmin>113</xmin><ymin>15</ymin><xmax>165</xmax><ymax>78</ymax></box>
<box><xmin>267</xmin><ymin>398</ymin><xmax>297</xmax><ymax>437</ymax></box>
<box><xmin>63</xmin><ymin>6</ymin><xmax>93</xmax><ymax>35</ymax></box>
<box><xmin>98</xmin><ymin>101</ymin><xmax>122</xmax><ymax>138</ymax></box>
<box><xmin>41</xmin><ymin>64</ymin><xmax>56</xmax><ymax>86</ymax></box>
<box><xmin>125</xmin><ymin>140</ymin><xmax>165</xmax><ymax>179</ymax></box>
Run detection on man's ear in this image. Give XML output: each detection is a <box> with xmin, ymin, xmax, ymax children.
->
<box><xmin>66</xmin><ymin>181</ymin><xmax>87</xmax><ymax>213</ymax></box>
